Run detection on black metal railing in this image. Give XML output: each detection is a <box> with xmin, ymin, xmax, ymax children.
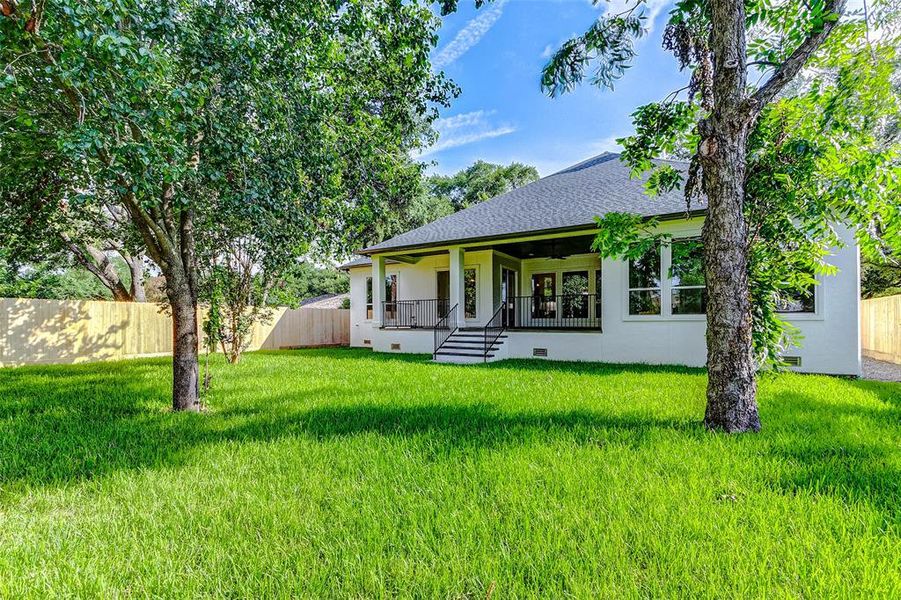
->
<box><xmin>483</xmin><ymin>302</ymin><xmax>506</xmax><ymax>362</ymax></box>
<box><xmin>507</xmin><ymin>294</ymin><xmax>601</xmax><ymax>330</ymax></box>
<box><xmin>382</xmin><ymin>299</ymin><xmax>450</xmax><ymax>329</ymax></box>
<box><xmin>433</xmin><ymin>303</ymin><xmax>458</xmax><ymax>358</ymax></box>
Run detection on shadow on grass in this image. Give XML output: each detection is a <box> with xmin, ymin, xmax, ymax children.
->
<box><xmin>1</xmin><ymin>349</ymin><xmax>898</xmax><ymax>527</ymax></box>
<box><xmin>0</xmin><ymin>354</ymin><xmax>702</xmax><ymax>493</ymax></box>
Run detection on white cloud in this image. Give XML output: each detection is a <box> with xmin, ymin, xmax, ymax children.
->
<box><xmin>417</xmin><ymin>109</ymin><xmax>517</xmax><ymax>158</ymax></box>
<box><xmin>432</xmin><ymin>0</ymin><xmax>509</xmax><ymax>69</ymax></box>
<box><xmin>540</xmin><ymin>44</ymin><xmax>554</xmax><ymax>59</ymax></box>
<box><xmin>420</xmin><ymin>126</ymin><xmax>517</xmax><ymax>157</ymax></box>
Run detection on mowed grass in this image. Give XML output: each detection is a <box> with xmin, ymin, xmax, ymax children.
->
<box><xmin>0</xmin><ymin>348</ymin><xmax>898</xmax><ymax>597</ymax></box>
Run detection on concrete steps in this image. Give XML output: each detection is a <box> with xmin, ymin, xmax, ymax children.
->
<box><xmin>434</xmin><ymin>332</ymin><xmax>507</xmax><ymax>364</ymax></box>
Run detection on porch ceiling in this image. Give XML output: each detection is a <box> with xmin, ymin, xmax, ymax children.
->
<box><xmin>491</xmin><ymin>234</ymin><xmax>596</xmax><ymax>260</ymax></box>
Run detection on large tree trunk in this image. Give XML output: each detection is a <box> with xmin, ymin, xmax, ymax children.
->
<box><xmin>169</xmin><ymin>280</ymin><xmax>200</xmax><ymax>412</ymax></box>
<box><xmin>697</xmin><ymin>0</ymin><xmax>760</xmax><ymax>432</ymax></box>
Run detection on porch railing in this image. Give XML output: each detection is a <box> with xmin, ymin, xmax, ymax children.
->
<box><xmin>507</xmin><ymin>294</ymin><xmax>601</xmax><ymax>330</ymax></box>
<box><xmin>483</xmin><ymin>302</ymin><xmax>506</xmax><ymax>362</ymax></box>
<box><xmin>382</xmin><ymin>299</ymin><xmax>450</xmax><ymax>329</ymax></box>
<box><xmin>433</xmin><ymin>303</ymin><xmax>458</xmax><ymax>358</ymax></box>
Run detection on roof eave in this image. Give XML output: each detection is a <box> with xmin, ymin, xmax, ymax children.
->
<box><xmin>359</xmin><ymin>207</ymin><xmax>707</xmax><ymax>257</ymax></box>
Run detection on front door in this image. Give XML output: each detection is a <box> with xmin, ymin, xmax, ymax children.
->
<box><xmin>501</xmin><ymin>268</ymin><xmax>516</xmax><ymax>327</ymax></box>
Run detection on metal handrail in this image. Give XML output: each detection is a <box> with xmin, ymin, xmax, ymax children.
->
<box><xmin>433</xmin><ymin>303</ymin><xmax>458</xmax><ymax>359</ymax></box>
<box><xmin>382</xmin><ymin>298</ymin><xmax>449</xmax><ymax>329</ymax></box>
<box><xmin>508</xmin><ymin>293</ymin><xmax>601</xmax><ymax>330</ymax></box>
<box><xmin>483</xmin><ymin>302</ymin><xmax>506</xmax><ymax>362</ymax></box>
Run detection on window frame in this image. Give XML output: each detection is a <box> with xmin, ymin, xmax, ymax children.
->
<box><xmin>365</xmin><ymin>276</ymin><xmax>373</xmax><ymax>320</ymax></box>
<box><xmin>626</xmin><ymin>243</ymin><xmax>663</xmax><ymax>317</ymax></box>
<box><xmin>775</xmin><ymin>279</ymin><xmax>822</xmax><ymax>320</ymax></box>
<box><xmin>669</xmin><ymin>237</ymin><xmax>706</xmax><ymax>316</ymax></box>
<box><xmin>435</xmin><ymin>266</ymin><xmax>479</xmax><ymax>321</ymax></box>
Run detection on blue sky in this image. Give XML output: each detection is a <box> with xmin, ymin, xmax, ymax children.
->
<box><xmin>420</xmin><ymin>0</ymin><xmax>688</xmax><ymax>176</ymax></box>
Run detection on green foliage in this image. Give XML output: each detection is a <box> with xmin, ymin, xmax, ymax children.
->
<box><xmin>0</xmin><ymin>249</ymin><xmax>131</xmax><ymax>300</ymax></box>
<box><xmin>0</xmin><ymin>350</ymin><xmax>897</xmax><ymax>595</ymax></box>
<box><xmin>548</xmin><ymin>0</ymin><xmax>901</xmax><ymax>368</ymax></box>
<box><xmin>541</xmin><ymin>10</ymin><xmax>647</xmax><ymax>96</ymax></box>
<box><xmin>363</xmin><ymin>160</ymin><xmax>539</xmax><ymax>245</ymax></box>
<box><xmin>426</xmin><ymin>160</ymin><xmax>539</xmax><ymax>211</ymax></box>
<box><xmin>861</xmin><ymin>258</ymin><xmax>901</xmax><ymax>299</ymax></box>
<box><xmin>591</xmin><ymin>213</ymin><xmax>669</xmax><ymax>260</ymax></box>
<box><xmin>267</xmin><ymin>263</ymin><xmax>350</xmax><ymax>308</ymax></box>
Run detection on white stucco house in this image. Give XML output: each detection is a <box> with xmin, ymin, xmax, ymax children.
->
<box><xmin>341</xmin><ymin>153</ymin><xmax>861</xmax><ymax>375</ymax></box>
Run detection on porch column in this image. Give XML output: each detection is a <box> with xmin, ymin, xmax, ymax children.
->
<box><xmin>372</xmin><ymin>255</ymin><xmax>385</xmax><ymax>327</ymax></box>
<box><xmin>448</xmin><ymin>247</ymin><xmax>466</xmax><ymax>328</ymax></box>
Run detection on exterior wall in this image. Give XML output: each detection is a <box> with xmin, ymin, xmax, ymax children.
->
<box><xmin>347</xmin><ymin>218</ymin><xmax>861</xmax><ymax>375</ymax></box>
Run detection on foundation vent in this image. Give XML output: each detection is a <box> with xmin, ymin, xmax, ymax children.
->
<box><xmin>782</xmin><ymin>356</ymin><xmax>802</xmax><ymax>367</ymax></box>
<box><xmin>532</xmin><ymin>347</ymin><xmax>548</xmax><ymax>357</ymax></box>
<box><xmin>390</xmin><ymin>343</ymin><xmax>401</xmax><ymax>351</ymax></box>
<box><xmin>363</xmin><ymin>339</ymin><xmax>371</xmax><ymax>345</ymax></box>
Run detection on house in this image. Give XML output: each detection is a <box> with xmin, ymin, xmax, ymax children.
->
<box><xmin>341</xmin><ymin>153</ymin><xmax>861</xmax><ymax>375</ymax></box>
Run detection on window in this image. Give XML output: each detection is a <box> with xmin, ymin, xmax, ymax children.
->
<box><xmin>437</xmin><ymin>270</ymin><xmax>450</xmax><ymax>315</ymax></box>
<box><xmin>776</xmin><ymin>285</ymin><xmax>816</xmax><ymax>313</ymax></box>
<box><xmin>365</xmin><ymin>277</ymin><xmax>373</xmax><ymax>319</ymax></box>
<box><xmin>628</xmin><ymin>244</ymin><xmax>661</xmax><ymax>315</ymax></box>
<box><xmin>437</xmin><ymin>268</ymin><xmax>477</xmax><ymax>318</ymax></box>
<box><xmin>464</xmin><ymin>268</ymin><xmax>477</xmax><ymax>319</ymax></box>
<box><xmin>670</xmin><ymin>238</ymin><xmax>706</xmax><ymax>315</ymax></box>
<box><xmin>531</xmin><ymin>273</ymin><xmax>556</xmax><ymax>318</ymax></box>
<box><xmin>384</xmin><ymin>274</ymin><xmax>397</xmax><ymax>319</ymax></box>
<box><xmin>562</xmin><ymin>271</ymin><xmax>589</xmax><ymax>318</ymax></box>
<box><xmin>595</xmin><ymin>268</ymin><xmax>602</xmax><ymax>319</ymax></box>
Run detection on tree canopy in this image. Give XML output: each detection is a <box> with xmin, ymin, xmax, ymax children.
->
<box><xmin>1</xmin><ymin>0</ymin><xmax>454</xmax><ymax>409</ymax></box>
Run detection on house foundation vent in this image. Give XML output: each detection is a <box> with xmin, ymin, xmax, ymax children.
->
<box><xmin>782</xmin><ymin>356</ymin><xmax>802</xmax><ymax>367</ymax></box>
<box><xmin>532</xmin><ymin>348</ymin><xmax>548</xmax><ymax>357</ymax></box>
<box><xmin>363</xmin><ymin>339</ymin><xmax>371</xmax><ymax>345</ymax></box>
<box><xmin>390</xmin><ymin>343</ymin><xmax>401</xmax><ymax>351</ymax></box>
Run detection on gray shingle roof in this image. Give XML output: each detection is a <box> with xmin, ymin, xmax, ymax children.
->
<box><xmin>361</xmin><ymin>153</ymin><xmax>701</xmax><ymax>255</ymax></box>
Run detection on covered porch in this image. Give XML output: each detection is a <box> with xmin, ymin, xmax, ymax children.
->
<box><xmin>370</xmin><ymin>232</ymin><xmax>602</xmax><ymax>333</ymax></box>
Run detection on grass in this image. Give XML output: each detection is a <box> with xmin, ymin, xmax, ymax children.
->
<box><xmin>0</xmin><ymin>348</ymin><xmax>898</xmax><ymax>597</ymax></box>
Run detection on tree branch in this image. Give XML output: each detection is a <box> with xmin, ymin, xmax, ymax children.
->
<box><xmin>746</xmin><ymin>0</ymin><xmax>846</xmax><ymax>112</ymax></box>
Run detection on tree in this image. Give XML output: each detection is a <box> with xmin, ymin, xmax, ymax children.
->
<box><xmin>427</xmin><ymin>160</ymin><xmax>539</xmax><ymax>211</ymax></box>
<box><xmin>0</xmin><ymin>163</ymin><xmax>148</xmax><ymax>301</ymax></box>
<box><xmin>2</xmin><ymin>0</ymin><xmax>452</xmax><ymax>410</ymax></box>
<box><xmin>526</xmin><ymin>0</ymin><xmax>901</xmax><ymax>432</ymax></box>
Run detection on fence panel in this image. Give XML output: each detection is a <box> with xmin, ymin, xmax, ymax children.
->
<box><xmin>0</xmin><ymin>298</ymin><xmax>349</xmax><ymax>367</ymax></box>
<box><xmin>861</xmin><ymin>294</ymin><xmax>901</xmax><ymax>365</ymax></box>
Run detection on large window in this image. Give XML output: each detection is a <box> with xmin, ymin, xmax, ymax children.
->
<box><xmin>670</xmin><ymin>238</ymin><xmax>706</xmax><ymax>315</ymax></box>
<box><xmin>437</xmin><ymin>269</ymin><xmax>477</xmax><ymax>319</ymax></box>
<box><xmin>628</xmin><ymin>244</ymin><xmax>661</xmax><ymax>315</ymax></box>
<box><xmin>384</xmin><ymin>274</ymin><xmax>397</xmax><ymax>319</ymax></box>
<box><xmin>531</xmin><ymin>272</ymin><xmax>556</xmax><ymax>318</ymax></box>
<box><xmin>562</xmin><ymin>271</ymin><xmax>589</xmax><ymax>318</ymax></box>
<box><xmin>365</xmin><ymin>277</ymin><xmax>373</xmax><ymax>319</ymax></box>
<box><xmin>464</xmin><ymin>268</ymin><xmax>477</xmax><ymax>319</ymax></box>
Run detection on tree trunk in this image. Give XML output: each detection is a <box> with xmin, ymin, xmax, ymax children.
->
<box><xmin>169</xmin><ymin>276</ymin><xmax>200</xmax><ymax>412</ymax></box>
<box><xmin>125</xmin><ymin>253</ymin><xmax>147</xmax><ymax>302</ymax></box>
<box><xmin>698</xmin><ymin>0</ymin><xmax>760</xmax><ymax>432</ymax></box>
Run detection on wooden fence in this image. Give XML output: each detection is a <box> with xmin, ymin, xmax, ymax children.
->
<box><xmin>861</xmin><ymin>294</ymin><xmax>901</xmax><ymax>365</ymax></box>
<box><xmin>0</xmin><ymin>298</ymin><xmax>349</xmax><ymax>368</ymax></box>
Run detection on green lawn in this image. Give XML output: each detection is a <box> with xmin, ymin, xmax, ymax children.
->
<box><xmin>0</xmin><ymin>348</ymin><xmax>898</xmax><ymax>597</ymax></box>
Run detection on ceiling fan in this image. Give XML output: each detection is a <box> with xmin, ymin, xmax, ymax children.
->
<box><xmin>548</xmin><ymin>239</ymin><xmax>567</xmax><ymax>260</ymax></box>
